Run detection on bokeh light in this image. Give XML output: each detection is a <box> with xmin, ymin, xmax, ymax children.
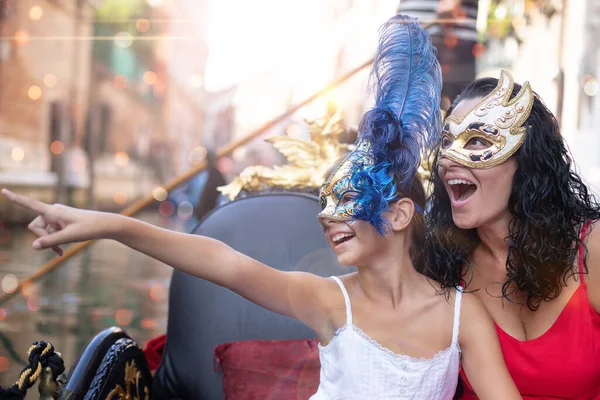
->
<box><xmin>136</xmin><ymin>18</ymin><xmax>150</xmax><ymax>33</ymax></box>
<box><xmin>494</xmin><ymin>4</ymin><xmax>508</xmax><ymax>19</ymax></box>
<box><xmin>28</xmin><ymin>85</ymin><xmax>42</xmax><ymax>100</ymax></box>
<box><xmin>29</xmin><ymin>6</ymin><xmax>43</xmax><ymax>20</ymax></box>
<box><xmin>115</xmin><ymin>308</ymin><xmax>133</xmax><ymax>326</ymax></box>
<box><xmin>11</xmin><ymin>147</ymin><xmax>25</xmax><ymax>162</ymax></box>
<box><xmin>159</xmin><ymin>201</ymin><xmax>175</xmax><ymax>217</ymax></box>
<box><xmin>114</xmin><ymin>32</ymin><xmax>133</xmax><ymax>48</ymax></box>
<box><xmin>141</xmin><ymin>318</ymin><xmax>157</xmax><ymax>330</ymax></box>
<box><xmin>51</xmin><ymin>140</ymin><xmax>64</xmax><ymax>155</ymax></box>
<box><xmin>149</xmin><ymin>282</ymin><xmax>167</xmax><ymax>302</ymax></box>
<box><xmin>472</xmin><ymin>43</ymin><xmax>486</xmax><ymax>58</ymax></box>
<box><xmin>152</xmin><ymin>187</ymin><xmax>168</xmax><ymax>202</ymax></box>
<box><xmin>114</xmin><ymin>192</ymin><xmax>127</xmax><ymax>204</ymax></box>
<box><xmin>14</xmin><ymin>30</ymin><xmax>29</xmax><ymax>45</ymax></box>
<box><xmin>26</xmin><ymin>298</ymin><xmax>40</xmax><ymax>312</ymax></box>
<box><xmin>177</xmin><ymin>201</ymin><xmax>194</xmax><ymax>220</ymax></box>
<box><xmin>114</xmin><ymin>152</ymin><xmax>130</xmax><ymax>167</ymax></box>
<box><xmin>0</xmin><ymin>308</ymin><xmax>6</xmax><ymax>321</ymax></box>
<box><xmin>582</xmin><ymin>75</ymin><xmax>599</xmax><ymax>97</ymax></box>
<box><xmin>143</xmin><ymin>71</ymin><xmax>157</xmax><ymax>85</ymax></box>
<box><xmin>1</xmin><ymin>274</ymin><xmax>18</xmax><ymax>294</ymax></box>
<box><xmin>113</xmin><ymin>75</ymin><xmax>128</xmax><ymax>89</ymax></box>
<box><xmin>21</xmin><ymin>282</ymin><xmax>35</xmax><ymax>297</ymax></box>
<box><xmin>188</xmin><ymin>146</ymin><xmax>207</xmax><ymax>165</ymax></box>
<box><xmin>44</xmin><ymin>74</ymin><xmax>57</xmax><ymax>88</ymax></box>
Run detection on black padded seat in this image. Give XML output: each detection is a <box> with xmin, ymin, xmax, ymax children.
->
<box><xmin>153</xmin><ymin>193</ymin><xmax>347</xmax><ymax>399</ymax></box>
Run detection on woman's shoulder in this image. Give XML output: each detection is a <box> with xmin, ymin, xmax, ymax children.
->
<box><xmin>583</xmin><ymin>220</ymin><xmax>600</xmax><ymax>273</ymax></box>
<box><xmin>583</xmin><ymin>221</ymin><xmax>600</xmax><ymax>312</ymax></box>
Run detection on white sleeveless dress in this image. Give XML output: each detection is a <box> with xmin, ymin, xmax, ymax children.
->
<box><xmin>310</xmin><ymin>276</ymin><xmax>463</xmax><ymax>400</ymax></box>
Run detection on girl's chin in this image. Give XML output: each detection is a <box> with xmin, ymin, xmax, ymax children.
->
<box><xmin>336</xmin><ymin>255</ymin><xmax>359</xmax><ymax>267</ymax></box>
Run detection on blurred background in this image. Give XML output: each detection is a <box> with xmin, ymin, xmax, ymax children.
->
<box><xmin>0</xmin><ymin>0</ymin><xmax>598</xmax><ymax>391</ymax></box>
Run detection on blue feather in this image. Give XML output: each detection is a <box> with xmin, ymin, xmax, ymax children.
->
<box><xmin>351</xmin><ymin>161</ymin><xmax>397</xmax><ymax>234</ymax></box>
<box><xmin>349</xmin><ymin>14</ymin><xmax>442</xmax><ymax>232</ymax></box>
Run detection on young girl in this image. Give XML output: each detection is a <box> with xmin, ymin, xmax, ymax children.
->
<box><xmin>3</xmin><ymin>15</ymin><xmax>520</xmax><ymax>400</ymax></box>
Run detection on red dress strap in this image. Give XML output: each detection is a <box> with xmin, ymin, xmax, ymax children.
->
<box><xmin>579</xmin><ymin>221</ymin><xmax>592</xmax><ymax>283</ymax></box>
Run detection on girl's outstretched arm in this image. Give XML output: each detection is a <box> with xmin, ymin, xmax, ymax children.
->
<box><xmin>459</xmin><ymin>293</ymin><xmax>522</xmax><ymax>400</ymax></box>
<box><xmin>2</xmin><ymin>189</ymin><xmax>335</xmax><ymax>332</ymax></box>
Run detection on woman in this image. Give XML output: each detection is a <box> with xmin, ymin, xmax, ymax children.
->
<box><xmin>427</xmin><ymin>70</ymin><xmax>600</xmax><ymax>398</ymax></box>
<box><xmin>3</xmin><ymin>15</ymin><xmax>521</xmax><ymax>399</ymax></box>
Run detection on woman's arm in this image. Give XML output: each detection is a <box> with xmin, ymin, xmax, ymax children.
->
<box><xmin>584</xmin><ymin>221</ymin><xmax>600</xmax><ymax>312</ymax></box>
<box><xmin>459</xmin><ymin>293</ymin><xmax>522</xmax><ymax>400</ymax></box>
<box><xmin>2</xmin><ymin>189</ymin><xmax>335</xmax><ymax>331</ymax></box>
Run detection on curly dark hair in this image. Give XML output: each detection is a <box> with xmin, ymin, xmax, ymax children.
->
<box><xmin>424</xmin><ymin>77</ymin><xmax>600</xmax><ymax>310</ymax></box>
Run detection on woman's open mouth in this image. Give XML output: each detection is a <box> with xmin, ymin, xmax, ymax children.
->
<box><xmin>448</xmin><ymin>178</ymin><xmax>477</xmax><ymax>205</ymax></box>
<box><xmin>331</xmin><ymin>232</ymin><xmax>355</xmax><ymax>248</ymax></box>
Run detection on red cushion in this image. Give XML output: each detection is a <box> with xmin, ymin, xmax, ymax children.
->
<box><xmin>143</xmin><ymin>334</ymin><xmax>166</xmax><ymax>371</ymax></box>
<box><xmin>214</xmin><ymin>338</ymin><xmax>321</xmax><ymax>400</ymax></box>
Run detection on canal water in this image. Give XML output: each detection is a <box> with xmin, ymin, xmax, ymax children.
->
<box><xmin>0</xmin><ymin>211</ymin><xmax>195</xmax><ymax>397</ymax></box>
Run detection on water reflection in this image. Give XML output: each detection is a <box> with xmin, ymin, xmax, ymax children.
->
<box><xmin>0</xmin><ymin>211</ymin><xmax>187</xmax><ymax>395</ymax></box>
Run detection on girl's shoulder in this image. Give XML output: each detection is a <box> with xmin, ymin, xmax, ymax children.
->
<box><xmin>456</xmin><ymin>292</ymin><xmax>496</xmax><ymax>345</ymax></box>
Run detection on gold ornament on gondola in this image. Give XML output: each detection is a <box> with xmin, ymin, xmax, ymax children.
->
<box><xmin>218</xmin><ymin>108</ymin><xmax>353</xmax><ymax>200</ymax></box>
<box><xmin>106</xmin><ymin>360</ymin><xmax>150</xmax><ymax>400</ymax></box>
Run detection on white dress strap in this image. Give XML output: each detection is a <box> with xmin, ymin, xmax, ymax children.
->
<box><xmin>331</xmin><ymin>276</ymin><xmax>353</xmax><ymax>325</ymax></box>
<box><xmin>452</xmin><ymin>286</ymin><xmax>463</xmax><ymax>344</ymax></box>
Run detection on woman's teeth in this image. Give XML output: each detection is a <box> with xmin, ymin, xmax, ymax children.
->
<box><xmin>448</xmin><ymin>179</ymin><xmax>477</xmax><ymax>201</ymax></box>
<box><xmin>448</xmin><ymin>179</ymin><xmax>473</xmax><ymax>185</ymax></box>
<box><xmin>332</xmin><ymin>233</ymin><xmax>354</xmax><ymax>244</ymax></box>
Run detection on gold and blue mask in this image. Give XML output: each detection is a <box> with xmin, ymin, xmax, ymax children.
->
<box><xmin>318</xmin><ymin>142</ymin><xmax>374</xmax><ymax>222</ymax></box>
<box><xmin>317</xmin><ymin>141</ymin><xmax>406</xmax><ymax>234</ymax></box>
<box><xmin>440</xmin><ymin>70</ymin><xmax>534</xmax><ymax>169</ymax></box>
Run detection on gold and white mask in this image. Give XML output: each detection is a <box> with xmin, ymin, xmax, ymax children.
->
<box><xmin>440</xmin><ymin>70</ymin><xmax>534</xmax><ymax>169</ymax></box>
<box><xmin>318</xmin><ymin>141</ymin><xmax>373</xmax><ymax>222</ymax></box>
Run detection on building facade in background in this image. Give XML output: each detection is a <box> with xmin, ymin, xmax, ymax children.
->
<box><xmin>0</xmin><ymin>0</ymin><xmax>96</xmax><ymax>205</ymax></box>
<box><xmin>0</xmin><ymin>0</ymin><xmax>211</xmax><ymax>217</ymax></box>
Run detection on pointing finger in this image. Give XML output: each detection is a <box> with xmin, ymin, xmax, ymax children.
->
<box><xmin>2</xmin><ymin>189</ymin><xmax>50</xmax><ymax>215</ymax></box>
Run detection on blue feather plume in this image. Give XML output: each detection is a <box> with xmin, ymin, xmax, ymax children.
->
<box><xmin>349</xmin><ymin>14</ymin><xmax>442</xmax><ymax>233</ymax></box>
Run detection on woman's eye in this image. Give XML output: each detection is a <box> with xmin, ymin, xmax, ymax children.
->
<box><xmin>465</xmin><ymin>137</ymin><xmax>493</xmax><ymax>150</ymax></box>
<box><xmin>340</xmin><ymin>193</ymin><xmax>356</xmax><ymax>204</ymax></box>
<box><xmin>441</xmin><ymin>135</ymin><xmax>453</xmax><ymax>149</ymax></box>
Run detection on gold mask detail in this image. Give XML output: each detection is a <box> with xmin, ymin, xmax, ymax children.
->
<box><xmin>318</xmin><ymin>141</ymin><xmax>373</xmax><ymax>222</ymax></box>
<box><xmin>440</xmin><ymin>70</ymin><xmax>534</xmax><ymax>169</ymax></box>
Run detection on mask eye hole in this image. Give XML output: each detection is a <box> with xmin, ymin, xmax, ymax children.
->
<box><xmin>319</xmin><ymin>194</ymin><xmax>327</xmax><ymax>209</ymax></box>
<box><xmin>465</xmin><ymin>137</ymin><xmax>493</xmax><ymax>150</ymax></box>
<box><xmin>339</xmin><ymin>192</ymin><xmax>357</xmax><ymax>205</ymax></box>
<box><xmin>440</xmin><ymin>134</ymin><xmax>453</xmax><ymax>149</ymax></box>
